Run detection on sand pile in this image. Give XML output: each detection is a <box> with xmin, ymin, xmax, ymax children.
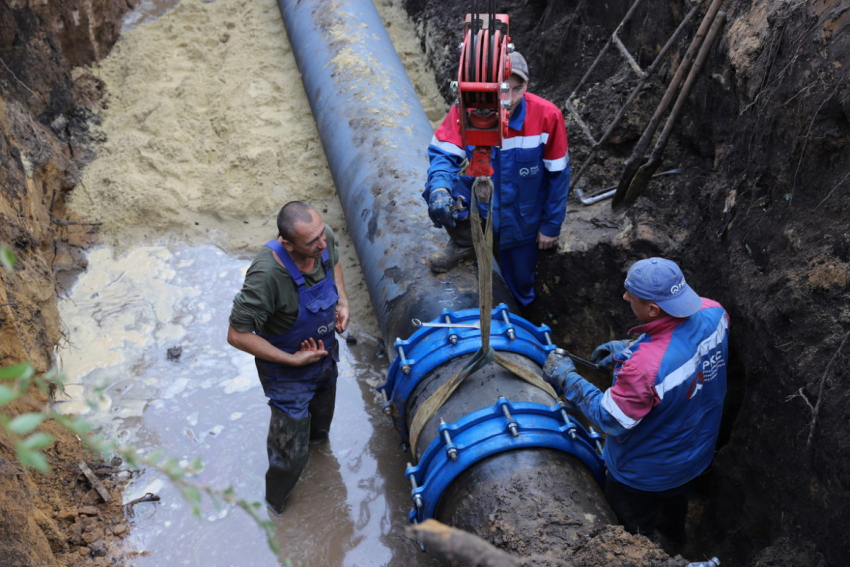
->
<box><xmin>71</xmin><ymin>0</ymin><xmax>446</xmax><ymax>333</ymax></box>
<box><xmin>73</xmin><ymin>0</ymin><xmax>445</xmax><ymax>252</ymax></box>
<box><xmin>73</xmin><ymin>0</ymin><xmax>339</xmax><ymax>252</ymax></box>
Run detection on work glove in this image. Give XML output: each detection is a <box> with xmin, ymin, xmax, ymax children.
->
<box><xmin>590</xmin><ymin>339</ymin><xmax>631</xmax><ymax>367</ymax></box>
<box><xmin>427</xmin><ymin>188</ymin><xmax>456</xmax><ymax>229</ymax></box>
<box><xmin>542</xmin><ymin>349</ymin><xmax>577</xmax><ymax>395</ymax></box>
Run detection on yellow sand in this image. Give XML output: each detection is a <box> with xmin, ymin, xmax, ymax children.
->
<box><xmin>70</xmin><ymin>0</ymin><xmax>447</xmax><ymax>333</ymax></box>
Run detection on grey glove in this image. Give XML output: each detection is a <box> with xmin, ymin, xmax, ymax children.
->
<box><xmin>590</xmin><ymin>339</ymin><xmax>631</xmax><ymax>367</ymax></box>
<box><xmin>542</xmin><ymin>350</ymin><xmax>577</xmax><ymax>395</ymax></box>
<box><xmin>427</xmin><ymin>188</ymin><xmax>456</xmax><ymax>229</ymax></box>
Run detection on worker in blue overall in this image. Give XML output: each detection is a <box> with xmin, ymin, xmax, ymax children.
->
<box><xmin>424</xmin><ymin>51</ymin><xmax>570</xmax><ymax>306</ymax></box>
<box><xmin>227</xmin><ymin>201</ymin><xmax>350</xmax><ymax>514</ymax></box>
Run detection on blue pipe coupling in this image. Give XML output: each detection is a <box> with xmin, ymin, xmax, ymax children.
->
<box><xmin>379</xmin><ymin>304</ymin><xmax>556</xmax><ymax>441</ymax></box>
<box><xmin>405</xmin><ymin>397</ymin><xmax>606</xmax><ymax>523</ymax></box>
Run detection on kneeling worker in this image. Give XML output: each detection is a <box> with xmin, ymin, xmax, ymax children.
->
<box><xmin>227</xmin><ymin>201</ymin><xmax>350</xmax><ymax>514</ymax></box>
<box><xmin>543</xmin><ymin>257</ymin><xmax>729</xmax><ymax>550</ymax></box>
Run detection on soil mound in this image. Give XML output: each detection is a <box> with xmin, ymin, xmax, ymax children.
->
<box><xmin>1</xmin><ymin>2</ymin><xmax>137</xmax><ymax>565</ymax></box>
<box><xmin>407</xmin><ymin>0</ymin><xmax>850</xmax><ymax>565</ymax></box>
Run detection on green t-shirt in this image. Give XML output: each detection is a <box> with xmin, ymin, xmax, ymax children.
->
<box><xmin>229</xmin><ymin>227</ymin><xmax>340</xmax><ymax>336</ymax></box>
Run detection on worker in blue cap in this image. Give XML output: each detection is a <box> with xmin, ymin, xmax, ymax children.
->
<box><xmin>543</xmin><ymin>257</ymin><xmax>729</xmax><ymax>552</ymax></box>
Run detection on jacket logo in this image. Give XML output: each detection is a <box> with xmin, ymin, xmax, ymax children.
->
<box><xmin>317</xmin><ymin>325</ymin><xmax>330</xmax><ymax>335</ymax></box>
<box><xmin>688</xmin><ymin>351</ymin><xmax>725</xmax><ymax>399</ymax></box>
<box><xmin>686</xmin><ymin>372</ymin><xmax>704</xmax><ymax>399</ymax></box>
<box><xmin>519</xmin><ymin>165</ymin><xmax>540</xmax><ymax>177</ymax></box>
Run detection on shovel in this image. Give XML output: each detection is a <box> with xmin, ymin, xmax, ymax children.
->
<box><xmin>612</xmin><ymin>0</ymin><xmax>725</xmax><ymax>207</ymax></box>
<box><xmin>621</xmin><ymin>12</ymin><xmax>726</xmax><ymax>204</ymax></box>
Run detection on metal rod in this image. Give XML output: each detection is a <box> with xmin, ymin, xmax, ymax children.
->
<box><xmin>560</xmin><ymin>404</ymin><xmax>578</xmax><ymax>440</ymax></box>
<box><xmin>575</xmin><ymin>169</ymin><xmax>682</xmax><ymax>205</ymax></box>
<box><xmin>499</xmin><ymin>399</ymin><xmax>520</xmax><ymax>437</ymax></box>
<box><xmin>440</xmin><ymin>418</ymin><xmax>459</xmax><ymax>461</ymax></box>
<box><xmin>564</xmin><ymin>351</ymin><xmax>600</xmax><ymax>370</ymax></box>
<box><xmin>574</xmin><ymin>187</ymin><xmax>616</xmax><ymax>206</ymax></box>
<box><xmin>412</xmin><ymin>319</ymin><xmax>480</xmax><ymax>329</ymax></box>
<box><xmin>408</xmin><ymin>463</ymin><xmax>424</xmax><ymax>509</ymax></box>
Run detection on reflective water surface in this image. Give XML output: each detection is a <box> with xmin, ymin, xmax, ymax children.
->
<box><xmin>56</xmin><ymin>244</ymin><xmax>438</xmax><ymax>566</ymax></box>
<box><xmin>122</xmin><ymin>0</ymin><xmax>182</xmax><ymax>33</ymax></box>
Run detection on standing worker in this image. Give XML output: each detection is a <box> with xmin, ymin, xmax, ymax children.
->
<box><xmin>543</xmin><ymin>258</ymin><xmax>729</xmax><ymax>551</ymax></box>
<box><xmin>227</xmin><ymin>201</ymin><xmax>350</xmax><ymax>514</ymax></box>
<box><xmin>423</xmin><ymin>51</ymin><xmax>570</xmax><ymax>306</ymax></box>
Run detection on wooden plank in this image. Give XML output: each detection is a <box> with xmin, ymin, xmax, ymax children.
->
<box><xmin>563</xmin><ymin>100</ymin><xmax>598</xmax><ymax>146</ymax></box>
<box><xmin>78</xmin><ymin>461</ymin><xmax>111</xmax><ymax>502</ymax></box>
<box><xmin>613</xmin><ymin>33</ymin><xmax>646</xmax><ymax>78</ymax></box>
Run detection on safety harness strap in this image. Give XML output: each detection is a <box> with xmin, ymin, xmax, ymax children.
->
<box><xmin>408</xmin><ymin>176</ymin><xmax>557</xmax><ymax>457</ymax></box>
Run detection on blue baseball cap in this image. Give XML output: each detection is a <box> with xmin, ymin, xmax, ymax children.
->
<box><xmin>624</xmin><ymin>258</ymin><xmax>702</xmax><ymax>318</ymax></box>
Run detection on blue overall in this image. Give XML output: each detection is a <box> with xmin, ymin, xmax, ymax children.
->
<box><xmin>255</xmin><ymin>240</ymin><xmax>339</xmax><ymax>513</ymax></box>
<box><xmin>255</xmin><ymin>240</ymin><xmax>339</xmax><ymax>418</ymax></box>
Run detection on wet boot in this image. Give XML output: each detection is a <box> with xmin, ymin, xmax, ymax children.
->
<box><xmin>265</xmin><ymin>405</ymin><xmax>311</xmax><ymax>514</ymax></box>
<box><xmin>428</xmin><ymin>221</ymin><xmax>474</xmax><ymax>273</ymax></box>
<box><xmin>308</xmin><ymin>383</ymin><xmax>337</xmax><ymax>444</ymax></box>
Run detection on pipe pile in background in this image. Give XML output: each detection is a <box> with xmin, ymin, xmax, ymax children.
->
<box><xmin>277</xmin><ymin>0</ymin><xmax>614</xmax><ymax>552</ymax></box>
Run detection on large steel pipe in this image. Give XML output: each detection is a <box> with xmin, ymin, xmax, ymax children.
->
<box><xmin>277</xmin><ymin>0</ymin><xmax>513</xmax><ymax>345</ymax></box>
<box><xmin>277</xmin><ymin>0</ymin><xmax>614</xmax><ymax>550</ymax></box>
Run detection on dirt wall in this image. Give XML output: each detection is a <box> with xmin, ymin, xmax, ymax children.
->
<box><xmin>405</xmin><ymin>0</ymin><xmax>849</xmax><ymax>565</ymax></box>
<box><xmin>0</xmin><ymin>1</ymin><xmax>132</xmax><ymax>566</ymax></box>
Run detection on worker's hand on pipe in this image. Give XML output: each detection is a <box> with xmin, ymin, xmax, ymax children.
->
<box><xmin>335</xmin><ymin>302</ymin><xmax>350</xmax><ymax>333</ymax></box>
<box><xmin>428</xmin><ymin>188</ymin><xmax>456</xmax><ymax>229</ymax></box>
<box><xmin>542</xmin><ymin>351</ymin><xmax>577</xmax><ymax>395</ymax></box>
<box><xmin>590</xmin><ymin>339</ymin><xmax>631</xmax><ymax>367</ymax></box>
<box><xmin>291</xmin><ymin>338</ymin><xmax>328</xmax><ymax>365</ymax></box>
<box><xmin>537</xmin><ymin>232</ymin><xmax>559</xmax><ymax>250</ymax></box>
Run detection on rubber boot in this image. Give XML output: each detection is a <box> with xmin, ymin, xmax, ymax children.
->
<box><xmin>428</xmin><ymin>220</ymin><xmax>474</xmax><ymax>273</ymax></box>
<box><xmin>265</xmin><ymin>405</ymin><xmax>311</xmax><ymax>514</ymax></box>
<box><xmin>308</xmin><ymin>383</ymin><xmax>337</xmax><ymax>444</ymax></box>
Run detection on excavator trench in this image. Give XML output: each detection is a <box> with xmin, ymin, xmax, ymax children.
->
<box><xmin>1</xmin><ymin>1</ymin><xmax>847</xmax><ymax>566</ymax></box>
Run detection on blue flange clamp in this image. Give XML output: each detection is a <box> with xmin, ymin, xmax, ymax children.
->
<box><xmin>404</xmin><ymin>397</ymin><xmax>606</xmax><ymax>523</ymax></box>
<box><xmin>379</xmin><ymin>304</ymin><xmax>556</xmax><ymax>441</ymax></box>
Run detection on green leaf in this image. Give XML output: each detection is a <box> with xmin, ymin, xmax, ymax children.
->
<box><xmin>162</xmin><ymin>457</ymin><xmax>181</xmax><ymax>477</ymax></box>
<box><xmin>0</xmin><ymin>384</ymin><xmax>16</xmax><ymax>405</ymax></box>
<box><xmin>189</xmin><ymin>456</ymin><xmax>205</xmax><ymax>475</ymax></box>
<box><xmin>8</xmin><ymin>413</ymin><xmax>44</xmax><ymax>435</ymax></box>
<box><xmin>0</xmin><ymin>362</ymin><xmax>34</xmax><ymax>381</ymax></box>
<box><xmin>182</xmin><ymin>484</ymin><xmax>201</xmax><ymax>504</ymax></box>
<box><xmin>0</xmin><ymin>247</ymin><xmax>16</xmax><ymax>271</ymax></box>
<box><xmin>146</xmin><ymin>449</ymin><xmax>165</xmax><ymax>466</ymax></box>
<box><xmin>43</xmin><ymin>367</ymin><xmax>66</xmax><ymax>386</ymax></box>
<box><xmin>21</xmin><ymin>432</ymin><xmax>54</xmax><ymax>451</ymax></box>
<box><xmin>118</xmin><ymin>450</ymin><xmax>138</xmax><ymax>468</ymax></box>
<box><xmin>68</xmin><ymin>416</ymin><xmax>94</xmax><ymax>435</ymax></box>
<box><xmin>17</xmin><ymin>448</ymin><xmax>50</xmax><ymax>473</ymax></box>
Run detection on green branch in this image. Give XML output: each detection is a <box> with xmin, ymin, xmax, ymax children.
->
<box><xmin>1</xmin><ymin>246</ymin><xmax>288</xmax><ymax>561</ymax></box>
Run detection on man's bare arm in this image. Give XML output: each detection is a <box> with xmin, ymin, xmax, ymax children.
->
<box><xmin>227</xmin><ymin>325</ymin><xmax>327</xmax><ymax>366</ymax></box>
<box><xmin>333</xmin><ymin>261</ymin><xmax>350</xmax><ymax>333</ymax></box>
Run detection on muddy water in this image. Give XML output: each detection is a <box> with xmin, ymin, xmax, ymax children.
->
<box><xmin>55</xmin><ymin>244</ymin><xmax>438</xmax><ymax>566</ymax></box>
<box><xmin>121</xmin><ymin>0</ymin><xmax>181</xmax><ymax>33</ymax></box>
